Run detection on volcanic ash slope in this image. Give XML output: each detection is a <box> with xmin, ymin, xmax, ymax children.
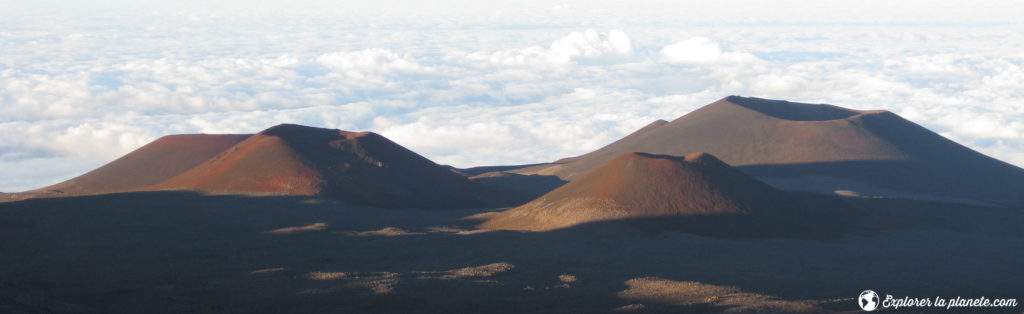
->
<box><xmin>32</xmin><ymin>134</ymin><xmax>251</xmax><ymax>196</ymax></box>
<box><xmin>153</xmin><ymin>124</ymin><xmax>498</xmax><ymax>209</ymax></box>
<box><xmin>484</xmin><ymin>152</ymin><xmax>849</xmax><ymax>238</ymax></box>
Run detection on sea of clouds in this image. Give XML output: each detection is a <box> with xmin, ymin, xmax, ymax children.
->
<box><xmin>2</xmin><ymin>0</ymin><xmax>1023</xmax><ymax>191</ymax></box>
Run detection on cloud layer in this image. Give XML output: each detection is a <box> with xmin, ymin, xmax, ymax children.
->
<box><xmin>2</xmin><ymin>1</ymin><xmax>1024</xmax><ymax>191</ymax></box>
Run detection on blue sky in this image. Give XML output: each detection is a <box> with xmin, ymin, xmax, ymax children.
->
<box><xmin>2</xmin><ymin>0</ymin><xmax>1023</xmax><ymax>191</ymax></box>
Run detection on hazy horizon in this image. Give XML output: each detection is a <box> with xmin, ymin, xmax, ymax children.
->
<box><xmin>3</xmin><ymin>0</ymin><xmax>1024</xmax><ymax>192</ymax></box>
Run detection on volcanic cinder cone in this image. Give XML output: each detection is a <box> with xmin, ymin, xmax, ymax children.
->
<box><xmin>153</xmin><ymin>124</ymin><xmax>496</xmax><ymax>209</ymax></box>
<box><xmin>484</xmin><ymin>152</ymin><xmax>845</xmax><ymax>237</ymax></box>
<box><xmin>33</xmin><ymin>134</ymin><xmax>250</xmax><ymax>196</ymax></box>
<box><xmin>515</xmin><ymin>96</ymin><xmax>1024</xmax><ymax>206</ymax></box>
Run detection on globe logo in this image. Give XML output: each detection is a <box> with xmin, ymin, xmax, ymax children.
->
<box><xmin>859</xmin><ymin>290</ymin><xmax>880</xmax><ymax>311</ymax></box>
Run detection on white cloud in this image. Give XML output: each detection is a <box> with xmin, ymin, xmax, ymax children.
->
<box><xmin>550</xmin><ymin>4</ymin><xmax>571</xmax><ymax>11</ymax></box>
<box><xmin>660</xmin><ymin>37</ymin><xmax>756</xmax><ymax>64</ymax></box>
<box><xmin>464</xmin><ymin>29</ymin><xmax>635</xmax><ymax>67</ymax></box>
<box><xmin>2</xmin><ymin>3</ymin><xmax>1024</xmax><ymax>192</ymax></box>
<box><xmin>317</xmin><ymin>49</ymin><xmax>434</xmax><ymax>74</ymax></box>
<box><xmin>549</xmin><ymin>29</ymin><xmax>633</xmax><ymax>63</ymax></box>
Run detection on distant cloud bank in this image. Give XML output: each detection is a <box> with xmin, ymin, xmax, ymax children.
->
<box><xmin>1</xmin><ymin>1</ymin><xmax>1023</xmax><ymax>191</ymax></box>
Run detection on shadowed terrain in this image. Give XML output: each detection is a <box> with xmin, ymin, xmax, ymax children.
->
<box><xmin>0</xmin><ymin>192</ymin><xmax>1020</xmax><ymax>313</ymax></box>
<box><xmin>450</xmin><ymin>163</ymin><xmax>553</xmax><ymax>177</ymax></box>
<box><xmin>468</xmin><ymin>172</ymin><xmax>567</xmax><ymax>205</ymax></box>
<box><xmin>510</xmin><ymin>96</ymin><xmax>1024</xmax><ymax>206</ymax></box>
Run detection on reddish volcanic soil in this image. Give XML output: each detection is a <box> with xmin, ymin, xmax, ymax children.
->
<box><xmin>512</xmin><ymin>96</ymin><xmax>1024</xmax><ymax>206</ymax></box>
<box><xmin>153</xmin><ymin>124</ymin><xmax>499</xmax><ymax>209</ymax></box>
<box><xmin>33</xmin><ymin>134</ymin><xmax>250</xmax><ymax>196</ymax></box>
<box><xmin>151</xmin><ymin>127</ymin><xmax>325</xmax><ymax>195</ymax></box>
<box><xmin>484</xmin><ymin>152</ymin><xmax>848</xmax><ymax>237</ymax></box>
<box><xmin>551</xmin><ymin>119</ymin><xmax>669</xmax><ymax>165</ymax></box>
<box><xmin>512</xmin><ymin>97</ymin><xmax>893</xmax><ymax>179</ymax></box>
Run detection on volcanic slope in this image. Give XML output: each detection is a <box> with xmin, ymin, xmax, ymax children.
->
<box><xmin>29</xmin><ymin>134</ymin><xmax>250</xmax><ymax>196</ymax></box>
<box><xmin>152</xmin><ymin>124</ymin><xmax>498</xmax><ymax>209</ymax></box>
<box><xmin>485</xmin><ymin>152</ymin><xmax>847</xmax><ymax>238</ymax></box>
<box><xmin>513</xmin><ymin>96</ymin><xmax>1024</xmax><ymax>206</ymax></box>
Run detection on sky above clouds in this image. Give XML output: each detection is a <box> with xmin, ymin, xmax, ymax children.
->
<box><xmin>2</xmin><ymin>0</ymin><xmax>1024</xmax><ymax>191</ymax></box>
